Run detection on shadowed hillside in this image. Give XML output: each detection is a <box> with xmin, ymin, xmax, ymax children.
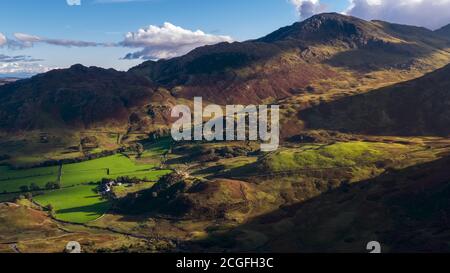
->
<box><xmin>0</xmin><ymin>65</ymin><xmax>154</xmax><ymax>130</ymax></box>
<box><xmin>300</xmin><ymin>64</ymin><xmax>450</xmax><ymax>136</ymax></box>
<box><xmin>190</xmin><ymin>155</ymin><xmax>450</xmax><ymax>253</ymax></box>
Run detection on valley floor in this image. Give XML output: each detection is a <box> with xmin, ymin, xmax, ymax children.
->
<box><xmin>1</xmin><ymin>134</ymin><xmax>449</xmax><ymax>253</ymax></box>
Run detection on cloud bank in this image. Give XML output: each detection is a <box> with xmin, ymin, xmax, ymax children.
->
<box><xmin>288</xmin><ymin>0</ymin><xmax>450</xmax><ymax>30</ymax></box>
<box><xmin>0</xmin><ymin>54</ymin><xmax>43</xmax><ymax>63</ymax></box>
<box><xmin>0</xmin><ymin>62</ymin><xmax>54</xmax><ymax>75</ymax></box>
<box><xmin>346</xmin><ymin>0</ymin><xmax>450</xmax><ymax>30</ymax></box>
<box><xmin>120</xmin><ymin>22</ymin><xmax>233</xmax><ymax>60</ymax></box>
<box><xmin>0</xmin><ymin>33</ymin><xmax>6</xmax><ymax>46</ymax></box>
<box><xmin>13</xmin><ymin>33</ymin><xmax>112</xmax><ymax>47</ymax></box>
<box><xmin>0</xmin><ymin>54</ymin><xmax>53</xmax><ymax>75</ymax></box>
<box><xmin>2</xmin><ymin>23</ymin><xmax>233</xmax><ymax>61</ymax></box>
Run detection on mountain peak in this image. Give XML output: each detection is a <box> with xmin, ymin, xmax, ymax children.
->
<box><xmin>258</xmin><ymin>12</ymin><xmax>386</xmax><ymax>44</ymax></box>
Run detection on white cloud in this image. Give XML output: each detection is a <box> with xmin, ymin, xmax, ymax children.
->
<box><xmin>13</xmin><ymin>32</ymin><xmax>112</xmax><ymax>47</ymax></box>
<box><xmin>120</xmin><ymin>22</ymin><xmax>233</xmax><ymax>60</ymax></box>
<box><xmin>290</xmin><ymin>0</ymin><xmax>324</xmax><ymax>19</ymax></box>
<box><xmin>0</xmin><ymin>54</ymin><xmax>43</xmax><ymax>63</ymax></box>
<box><xmin>346</xmin><ymin>0</ymin><xmax>450</xmax><ymax>29</ymax></box>
<box><xmin>0</xmin><ymin>62</ymin><xmax>54</xmax><ymax>75</ymax></box>
<box><xmin>2</xmin><ymin>23</ymin><xmax>233</xmax><ymax>61</ymax></box>
<box><xmin>67</xmin><ymin>0</ymin><xmax>81</xmax><ymax>6</ymax></box>
<box><xmin>0</xmin><ymin>33</ymin><xmax>6</xmax><ymax>46</ymax></box>
<box><xmin>0</xmin><ymin>54</ymin><xmax>54</xmax><ymax>75</ymax></box>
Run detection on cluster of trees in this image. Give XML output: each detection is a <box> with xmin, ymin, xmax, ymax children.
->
<box><xmin>19</xmin><ymin>181</ymin><xmax>61</xmax><ymax>193</ymax></box>
<box><xmin>181</xmin><ymin>145</ymin><xmax>251</xmax><ymax>163</ymax></box>
<box><xmin>14</xmin><ymin>149</ymin><xmax>126</xmax><ymax>169</ymax></box>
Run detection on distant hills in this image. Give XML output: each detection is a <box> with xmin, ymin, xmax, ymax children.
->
<box><xmin>1</xmin><ymin>13</ymin><xmax>450</xmax><ymax>132</ymax></box>
<box><xmin>0</xmin><ymin>78</ymin><xmax>19</xmax><ymax>86</ymax></box>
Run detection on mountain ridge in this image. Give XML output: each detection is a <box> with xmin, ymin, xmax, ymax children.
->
<box><xmin>1</xmin><ymin>13</ymin><xmax>450</xmax><ymax>132</ymax></box>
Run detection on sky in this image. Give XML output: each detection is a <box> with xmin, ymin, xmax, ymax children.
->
<box><xmin>1</xmin><ymin>0</ymin><xmax>449</xmax><ymax>77</ymax></box>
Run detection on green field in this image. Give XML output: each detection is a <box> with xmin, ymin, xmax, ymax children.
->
<box><xmin>60</xmin><ymin>154</ymin><xmax>171</xmax><ymax>186</ymax></box>
<box><xmin>0</xmin><ymin>165</ymin><xmax>58</xmax><ymax>193</ymax></box>
<box><xmin>0</xmin><ymin>153</ymin><xmax>172</xmax><ymax>193</ymax></box>
<box><xmin>263</xmin><ymin>142</ymin><xmax>389</xmax><ymax>172</ymax></box>
<box><xmin>0</xmin><ymin>138</ymin><xmax>173</xmax><ymax>223</ymax></box>
<box><xmin>34</xmin><ymin>185</ymin><xmax>110</xmax><ymax>223</ymax></box>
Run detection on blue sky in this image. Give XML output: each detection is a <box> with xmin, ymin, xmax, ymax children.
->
<box><xmin>0</xmin><ymin>0</ymin><xmax>348</xmax><ymax>75</ymax></box>
<box><xmin>1</xmin><ymin>0</ymin><xmax>449</xmax><ymax>76</ymax></box>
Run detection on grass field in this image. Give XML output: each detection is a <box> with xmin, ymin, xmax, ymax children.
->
<box><xmin>113</xmin><ymin>182</ymin><xmax>157</xmax><ymax>198</ymax></box>
<box><xmin>0</xmin><ymin>153</ymin><xmax>171</xmax><ymax>193</ymax></box>
<box><xmin>60</xmin><ymin>154</ymin><xmax>171</xmax><ymax>186</ymax></box>
<box><xmin>34</xmin><ymin>185</ymin><xmax>110</xmax><ymax>223</ymax></box>
<box><xmin>0</xmin><ymin>165</ymin><xmax>58</xmax><ymax>193</ymax></box>
<box><xmin>29</xmin><ymin>157</ymin><xmax>170</xmax><ymax>223</ymax></box>
<box><xmin>0</xmin><ymin>139</ymin><xmax>173</xmax><ymax>223</ymax></box>
<box><xmin>264</xmin><ymin>142</ymin><xmax>388</xmax><ymax>172</ymax></box>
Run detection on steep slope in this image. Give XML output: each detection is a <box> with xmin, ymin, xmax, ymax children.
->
<box><xmin>194</xmin><ymin>155</ymin><xmax>450</xmax><ymax>252</ymax></box>
<box><xmin>300</xmin><ymin>63</ymin><xmax>450</xmax><ymax>136</ymax></box>
<box><xmin>435</xmin><ymin>24</ymin><xmax>450</xmax><ymax>39</ymax></box>
<box><xmin>0</xmin><ymin>65</ymin><xmax>154</xmax><ymax>130</ymax></box>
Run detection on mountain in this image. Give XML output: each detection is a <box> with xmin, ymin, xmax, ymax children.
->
<box><xmin>130</xmin><ymin>13</ymin><xmax>450</xmax><ymax>104</ymax></box>
<box><xmin>300</xmin><ymin>63</ymin><xmax>450</xmax><ymax>136</ymax></box>
<box><xmin>1</xmin><ymin>13</ymin><xmax>450</xmax><ymax>132</ymax></box>
<box><xmin>435</xmin><ymin>24</ymin><xmax>450</xmax><ymax>39</ymax></box>
<box><xmin>0</xmin><ymin>64</ymin><xmax>154</xmax><ymax>130</ymax></box>
<box><xmin>257</xmin><ymin>12</ymin><xmax>394</xmax><ymax>44</ymax></box>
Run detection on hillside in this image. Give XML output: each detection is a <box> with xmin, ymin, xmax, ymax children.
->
<box><xmin>0</xmin><ymin>65</ymin><xmax>154</xmax><ymax>130</ymax></box>
<box><xmin>192</xmin><ymin>154</ymin><xmax>450</xmax><ymax>252</ymax></box>
<box><xmin>300</xmin><ymin>63</ymin><xmax>450</xmax><ymax>136</ymax></box>
<box><xmin>435</xmin><ymin>24</ymin><xmax>450</xmax><ymax>39</ymax></box>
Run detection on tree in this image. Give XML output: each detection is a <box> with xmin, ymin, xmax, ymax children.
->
<box><xmin>136</xmin><ymin>143</ymin><xmax>144</xmax><ymax>158</ymax></box>
<box><xmin>45</xmin><ymin>204</ymin><xmax>55</xmax><ymax>216</ymax></box>
<box><xmin>24</xmin><ymin>192</ymin><xmax>33</xmax><ymax>200</ymax></box>
<box><xmin>30</xmin><ymin>183</ymin><xmax>41</xmax><ymax>191</ymax></box>
<box><xmin>19</xmin><ymin>185</ymin><xmax>29</xmax><ymax>192</ymax></box>
<box><xmin>45</xmin><ymin>181</ymin><xmax>60</xmax><ymax>190</ymax></box>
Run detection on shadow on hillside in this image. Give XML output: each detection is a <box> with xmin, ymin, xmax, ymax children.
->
<box><xmin>299</xmin><ymin>64</ymin><xmax>450</xmax><ymax>136</ymax></box>
<box><xmin>186</xmin><ymin>155</ymin><xmax>450</xmax><ymax>253</ymax></box>
<box><xmin>325</xmin><ymin>40</ymin><xmax>443</xmax><ymax>72</ymax></box>
<box><xmin>57</xmin><ymin>201</ymin><xmax>109</xmax><ymax>216</ymax></box>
